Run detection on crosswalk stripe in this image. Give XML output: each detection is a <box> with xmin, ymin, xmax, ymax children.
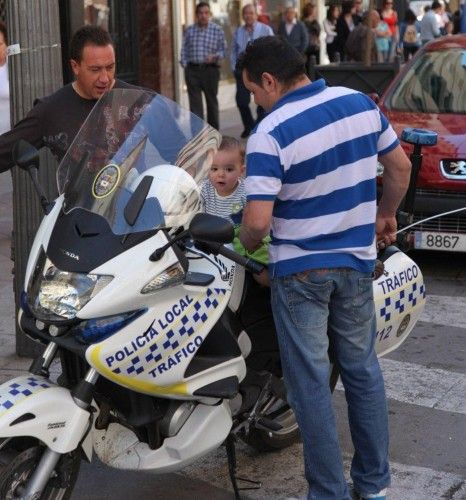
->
<box><xmin>336</xmin><ymin>358</ymin><xmax>466</xmax><ymax>415</ymax></box>
<box><xmin>342</xmin><ymin>454</ymin><xmax>466</xmax><ymax>500</ymax></box>
<box><xmin>420</xmin><ymin>294</ymin><xmax>466</xmax><ymax>329</ymax></box>
<box><xmin>380</xmin><ymin>358</ymin><xmax>466</xmax><ymax>414</ymax></box>
<box><xmin>183</xmin><ymin>443</ymin><xmax>466</xmax><ymax>499</ymax></box>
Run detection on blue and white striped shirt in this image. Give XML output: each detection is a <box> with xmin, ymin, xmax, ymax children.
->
<box><xmin>201</xmin><ymin>179</ymin><xmax>246</xmax><ymax>224</ymax></box>
<box><xmin>230</xmin><ymin>22</ymin><xmax>274</xmax><ymax>71</ymax></box>
<box><xmin>180</xmin><ymin>22</ymin><xmax>226</xmax><ymax>67</ymax></box>
<box><xmin>245</xmin><ymin>79</ymin><xmax>399</xmax><ymax>277</ymax></box>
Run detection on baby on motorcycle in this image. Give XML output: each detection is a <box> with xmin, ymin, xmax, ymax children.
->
<box><xmin>200</xmin><ymin>136</ymin><xmax>270</xmax><ymax>286</ymax></box>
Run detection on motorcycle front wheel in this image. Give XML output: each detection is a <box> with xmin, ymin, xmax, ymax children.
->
<box><xmin>243</xmin><ymin>364</ymin><xmax>340</xmax><ymax>452</ymax></box>
<box><xmin>0</xmin><ymin>443</ymin><xmax>80</xmax><ymax>500</ymax></box>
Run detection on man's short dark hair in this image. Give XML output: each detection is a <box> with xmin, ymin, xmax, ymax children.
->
<box><xmin>69</xmin><ymin>25</ymin><xmax>113</xmax><ymax>62</ymax></box>
<box><xmin>236</xmin><ymin>36</ymin><xmax>305</xmax><ymax>87</ymax></box>
<box><xmin>431</xmin><ymin>1</ymin><xmax>441</xmax><ymax>10</ymax></box>
<box><xmin>196</xmin><ymin>2</ymin><xmax>210</xmax><ymax>14</ymax></box>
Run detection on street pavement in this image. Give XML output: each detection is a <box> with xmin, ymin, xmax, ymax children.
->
<box><xmin>0</xmin><ymin>103</ymin><xmax>465</xmax><ymax>499</ymax></box>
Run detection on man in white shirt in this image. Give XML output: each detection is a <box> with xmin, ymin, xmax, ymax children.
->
<box><xmin>420</xmin><ymin>2</ymin><xmax>442</xmax><ymax>44</ymax></box>
<box><xmin>230</xmin><ymin>4</ymin><xmax>273</xmax><ymax>138</ymax></box>
<box><xmin>0</xmin><ymin>21</ymin><xmax>10</xmax><ymax>135</ymax></box>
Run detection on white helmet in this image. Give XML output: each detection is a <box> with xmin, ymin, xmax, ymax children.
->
<box><xmin>130</xmin><ymin>165</ymin><xmax>201</xmax><ymax>230</ymax></box>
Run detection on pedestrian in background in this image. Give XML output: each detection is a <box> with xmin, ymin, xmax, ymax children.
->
<box><xmin>375</xmin><ymin>9</ymin><xmax>392</xmax><ymax>62</ymax></box>
<box><xmin>180</xmin><ymin>1</ymin><xmax>226</xmax><ymax>130</ymax></box>
<box><xmin>0</xmin><ymin>25</ymin><xmax>132</xmax><ymax>172</ymax></box>
<box><xmin>381</xmin><ymin>0</ymin><xmax>399</xmax><ymax>61</ymax></box>
<box><xmin>278</xmin><ymin>6</ymin><xmax>309</xmax><ymax>55</ymax></box>
<box><xmin>0</xmin><ymin>21</ymin><xmax>10</xmax><ymax>135</ymax></box>
<box><xmin>353</xmin><ymin>0</ymin><xmax>364</xmax><ymax>25</ymax></box>
<box><xmin>437</xmin><ymin>0</ymin><xmax>452</xmax><ymax>35</ymax></box>
<box><xmin>323</xmin><ymin>4</ymin><xmax>340</xmax><ymax>62</ymax></box>
<box><xmin>238</xmin><ymin>35</ymin><xmax>411</xmax><ymax>500</ymax></box>
<box><xmin>231</xmin><ymin>3</ymin><xmax>273</xmax><ymax>138</ymax></box>
<box><xmin>420</xmin><ymin>1</ymin><xmax>442</xmax><ymax>44</ymax></box>
<box><xmin>345</xmin><ymin>10</ymin><xmax>379</xmax><ymax>63</ymax></box>
<box><xmin>398</xmin><ymin>9</ymin><xmax>421</xmax><ymax>62</ymax></box>
<box><xmin>302</xmin><ymin>2</ymin><xmax>321</xmax><ymax>65</ymax></box>
<box><xmin>336</xmin><ymin>0</ymin><xmax>356</xmax><ymax>61</ymax></box>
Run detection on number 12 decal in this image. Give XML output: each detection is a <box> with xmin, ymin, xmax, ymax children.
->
<box><xmin>377</xmin><ymin>325</ymin><xmax>392</xmax><ymax>342</ymax></box>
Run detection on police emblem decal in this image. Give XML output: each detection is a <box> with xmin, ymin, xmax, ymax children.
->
<box><xmin>92</xmin><ymin>164</ymin><xmax>121</xmax><ymax>198</ymax></box>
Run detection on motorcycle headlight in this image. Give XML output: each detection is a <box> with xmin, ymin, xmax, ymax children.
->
<box><xmin>27</xmin><ymin>249</ymin><xmax>113</xmax><ymax>321</ymax></box>
<box><xmin>73</xmin><ymin>309</ymin><xmax>145</xmax><ymax>344</ymax></box>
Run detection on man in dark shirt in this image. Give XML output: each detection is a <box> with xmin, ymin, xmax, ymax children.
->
<box><xmin>0</xmin><ymin>25</ymin><xmax>133</xmax><ymax>172</ymax></box>
<box><xmin>345</xmin><ymin>10</ymin><xmax>379</xmax><ymax>62</ymax></box>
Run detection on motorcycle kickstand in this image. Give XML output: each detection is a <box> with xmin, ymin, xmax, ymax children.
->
<box><xmin>225</xmin><ymin>434</ymin><xmax>261</xmax><ymax>500</ymax></box>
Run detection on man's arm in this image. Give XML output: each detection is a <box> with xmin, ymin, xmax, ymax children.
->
<box><xmin>239</xmin><ymin>200</ymin><xmax>274</xmax><ymax>252</ymax></box>
<box><xmin>240</xmin><ymin>132</ymin><xmax>282</xmax><ymax>251</ymax></box>
<box><xmin>0</xmin><ymin>103</ymin><xmax>44</xmax><ymax>173</ymax></box>
<box><xmin>376</xmin><ymin>144</ymin><xmax>411</xmax><ymax>246</ymax></box>
<box><xmin>206</xmin><ymin>24</ymin><xmax>226</xmax><ymax>63</ymax></box>
<box><xmin>230</xmin><ymin>28</ymin><xmax>239</xmax><ymax>72</ymax></box>
<box><xmin>180</xmin><ymin>26</ymin><xmax>189</xmax><ymax>67</ymax></box>
<box><xmin>215</xmin><ymin>25</ymin><xmax>227</xmax><ymax>62</ymax></box>
<box><xmin>431</xmin><ymin>14</ymin><xmax>441</xmax><ymax>38</ymax></box>
<box><xmin>299</xmin><ymin>22</ymin><xmax>309</xmax><ymax>53</ymax></box>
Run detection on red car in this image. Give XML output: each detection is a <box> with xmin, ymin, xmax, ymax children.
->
<box><xmin>378</xmin><ymin>35</ymin><xmax>466</xmax><ymax>252</ymax></box>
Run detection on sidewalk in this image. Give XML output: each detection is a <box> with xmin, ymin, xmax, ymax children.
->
<box><xmin>0</xmin><ymin>105</ymin><xmax>244</xmax><ymax>381</ymax></box>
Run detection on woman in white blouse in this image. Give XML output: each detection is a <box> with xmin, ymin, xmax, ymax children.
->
<box><xmin>0</xmin><ymin>22</ymin><xmax>10</xmax><ymax>134</ymax></box>
<box><xmin>323</xmin><ymin>4</ymin><xmax>340</xmax><ymax>62</ymax></box>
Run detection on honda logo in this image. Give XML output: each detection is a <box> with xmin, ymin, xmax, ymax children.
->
<box><xmin>440</xmin><ymin>160</ymin><xmax>466</xmax><ymax>180</ymax></box>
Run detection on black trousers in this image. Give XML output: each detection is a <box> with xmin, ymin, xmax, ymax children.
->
<box><xmin>185</xmin><ymin>64</ymin><xmax>220</xmax><ymax>130</ymax></box>
<box><xmin>235</xmin><ymin>70</ymin><xmax>265</xmax><ymax>133</ymax></box>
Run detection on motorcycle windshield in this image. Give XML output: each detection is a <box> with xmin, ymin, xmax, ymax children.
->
<box><xmin>57</xmin><ymin>89</ymin><xmax>221</xmax><ymax>235</ymax></box>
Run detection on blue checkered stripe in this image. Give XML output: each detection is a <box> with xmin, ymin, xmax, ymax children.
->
<box><xmin>112</xmin><ymin>288</ymin><xmax>227</xmax><ymax>376</ymax></box>
<box><xmin>0</xmin><ymin>377</ymin><xmax>52</xmax><ymax>415</ymax></box>
<box><xmin>379</xmin><ymin>282</ymin><xmax>426</xmax><ymax>322</ymax></box>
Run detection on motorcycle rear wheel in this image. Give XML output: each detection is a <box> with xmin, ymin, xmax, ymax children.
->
<box><xmin>244</xmin><ymin>365</ymin><xmax>340</xmax><ymax>452</ymax></box>
<box><xmin>0</xmin><ymin>444</ymin><xmax>80</xmax><ymax>500</ymax></box>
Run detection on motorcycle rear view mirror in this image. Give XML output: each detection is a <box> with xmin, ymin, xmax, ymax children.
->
<box><xmin>189</xmin><ymin>213</ymin><xmax>234</xmax><ymax>244</ymax></box>
<box><xmin>12</xmin><ymin>139</ymin><xmax>54</xmax><ymax>214</ymax></box>
<box><xmin>12</xmin><ymin>140</ymin><xmax>40</xmax><ymax>171</ymax></box>
<box><xmin>124</xmin><ymin>175</ymin><xmax>154</xmax><ymax>227</ymax></box>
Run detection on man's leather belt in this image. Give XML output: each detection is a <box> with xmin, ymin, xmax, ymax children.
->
<box><xmin>188</xmin><ymin>62</ymin><xmax>218</xmax><ymax>68</ymax></box>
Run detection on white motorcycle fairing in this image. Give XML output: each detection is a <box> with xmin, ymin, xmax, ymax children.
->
<box><xmin>82</xmin><ymin>245</ymin><xmax>246</xmax><ymax>400</ymax></box>
<box><xmin>373</xmin><ymin>249</ymin><xmax>426</xmax><ymax>357</ymax></box>
<box><xmin>0</xmin><ymin>375</ymin><xmax>91</xmax><ymax>454</ymax></box>
<box><xmin>93</xmin><ymin>400</ymin><xmax>232</xmax><ymax>472</ymax></box>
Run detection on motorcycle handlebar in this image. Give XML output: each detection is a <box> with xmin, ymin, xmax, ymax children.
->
<box><xmin>193</xmin><ymin>240</ymin><xmax>265</xmax><ymax>275</ymax></box>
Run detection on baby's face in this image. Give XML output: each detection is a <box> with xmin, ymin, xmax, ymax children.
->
<box><xmin>209</xmin><ymin>149</ymin><xmax>244</xmax><ymax>196</ymax></box>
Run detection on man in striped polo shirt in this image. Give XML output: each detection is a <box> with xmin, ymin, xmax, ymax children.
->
<box><xmin>238</xmin><ymin>37</ymin><xmax>411</xmax><ymax>500</ymax></box>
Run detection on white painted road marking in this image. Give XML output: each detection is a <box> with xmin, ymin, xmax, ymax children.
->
<box><xmin>420</xmin><ymin>294</ymin><xmax>466</xmax><ymax>329</ymax></box>
<box><xmin>336</xmin><ymin>358</ymin><xmax>466</xmax><ymax>415</ymax></box>
<box><xmin>183</xmin><ymin>443</ymin><xmax>466</xmax><ymax>499</ymax></box>
<box><xmin>346</xmin><ymin>456</ymin><xmax>466</xmax><ymax>500</ymax></box>
<box><xmin>380</xmin><ymin>358</ymin><xmax>466</xmax><ymax>414</ymax></box>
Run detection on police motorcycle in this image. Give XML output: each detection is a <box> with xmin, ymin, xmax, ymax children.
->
<box><xmin>0</xmin><ymin>88</ymin><xmax>431</xmax><ymax>499</ymax></box>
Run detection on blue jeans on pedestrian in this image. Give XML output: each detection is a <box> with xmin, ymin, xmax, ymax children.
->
<box><xmin>271</xmin><ymin>268</ymin><xmax>390</xmax><ymax>499</ymax></box>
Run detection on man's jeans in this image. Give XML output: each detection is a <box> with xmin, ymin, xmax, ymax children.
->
<box><xmin>271</xmin><ymin>268</ymin><xmax>390</xmax><ymax>499</ymax></box>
